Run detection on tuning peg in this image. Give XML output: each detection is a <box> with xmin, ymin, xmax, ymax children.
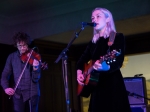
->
<box><xmin>107</xmin><ymin>61</ymin><xmax>110</xmax><ymax>64</ymax></box>
<box><xmin>113</xmin><ymin>59</ymin><xmax>116</xmax><ymax>62</ymax></box>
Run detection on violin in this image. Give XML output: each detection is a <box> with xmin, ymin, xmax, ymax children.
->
<box><xmin>20</xmin><ymin>48</ymin><xmax>48</xmax><ymax>70</ymax></box>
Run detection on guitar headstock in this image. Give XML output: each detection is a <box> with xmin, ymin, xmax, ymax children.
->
<box><xmin>100</xmin><ymin>49</ymin><xmax>121</xmax><ymax>64</ymax></box>
<box><xmin>110</xmin><ymin>49</ymin><xmax>121</xmax><ymax>56</ymax></box>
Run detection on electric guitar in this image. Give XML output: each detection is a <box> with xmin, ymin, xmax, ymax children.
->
<box><xmin>77</xmin><ymin>50</ymin><xmax>121</xmax><ymax>97</ymax></box>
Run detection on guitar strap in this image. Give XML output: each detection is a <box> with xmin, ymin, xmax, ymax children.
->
<box><xmin>108</xmin><ymin>31</ymin><xmax>116</xmax><ymax>46</ymax></box>
<box><xmin>92</xmin><ymin>31</ymin><xmax>116</xmax><ymax>58</ymax></box>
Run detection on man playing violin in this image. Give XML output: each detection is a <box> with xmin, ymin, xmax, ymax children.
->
<box><xmin>1</xmin><ymin>32</ymin><xmax>41</xmax><ymax>112</ymax></box>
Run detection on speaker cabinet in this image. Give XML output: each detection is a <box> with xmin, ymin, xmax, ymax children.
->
<box><xmin>131</xmin><ymin>105</ymin><xmax>147</xmax><ymax>112</ymax></box>
<box><xmin>124</xmin><ymin>77</ymin><xmax>147</xmax><ymax>105</ymax></box>
<box><xmin>131</xmin><ymin>105</ymin><xmax>150</xmax><ymax>112</ymax></box>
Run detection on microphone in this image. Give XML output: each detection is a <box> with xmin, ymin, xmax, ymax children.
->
<box><xmin>81</xmin><ymin>22</ymin><xmax>97</xmax><ymax>27</ymax></box>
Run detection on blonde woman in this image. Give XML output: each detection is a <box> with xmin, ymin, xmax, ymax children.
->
<box><xmin>77</xmin><ymin>7</ymin><xmax>131</xmax><ymax>112</ymax></box>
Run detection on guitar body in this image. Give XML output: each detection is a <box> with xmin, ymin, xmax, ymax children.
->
<box><xmin>77</xmin><ymin>60</ymin><xmax>99</xmax><ymax>97</ymax></box>
<box><xmin>77</xmin><ymin>50</ymin><xmax>121</xmax><ymax>97</ymax></box>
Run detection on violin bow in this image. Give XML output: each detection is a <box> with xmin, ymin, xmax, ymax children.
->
<box><xmin>9</xmin><ymin>47</ymin><xmax>35</xmax><ymax>99</ymax></box>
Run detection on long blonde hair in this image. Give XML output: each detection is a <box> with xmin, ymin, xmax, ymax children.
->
<box><xmin>92</xmin><ymin>7</ymin><xmax>116</xmax><ymax>43</ymax></box>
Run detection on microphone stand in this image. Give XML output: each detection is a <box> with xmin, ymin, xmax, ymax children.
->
<box><xmin>55</xmin><ymin>25</ymin><xmax>85</xmax><ymax>112</ymax></box>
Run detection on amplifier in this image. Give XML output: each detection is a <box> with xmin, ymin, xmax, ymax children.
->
<box><xmin>124</xmin><ymin>77</ymin><xmax>147</xmax><ymax>105</ymax></box>
<box><xmin>130</xmin><ymin>105</ymin><xmax>150</xmax><ymax>112</ymax></box>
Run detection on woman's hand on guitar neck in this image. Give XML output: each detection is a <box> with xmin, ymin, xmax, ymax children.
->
<box><xmin>93</xmin><ymin>60</ymin><xmax>102</xmax><ymax>70</ymax></box>
<box><xmin>93</xmin><ymin>60</ymin><xmax>110</xmax><ymax>71</ymax></box>
<box><xmin>77</xmin><ymin>70</ymin><xmax>85</xmax><ymax>85</ymax></box>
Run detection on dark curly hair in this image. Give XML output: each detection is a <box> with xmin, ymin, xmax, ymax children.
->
<box><xmin>13</xmin><ymin>32</ymin><xmax>31</xmax><ymax>47</ymax></box>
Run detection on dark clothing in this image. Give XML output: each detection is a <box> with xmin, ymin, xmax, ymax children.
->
<box><xmin>13</xmin><ymin>95</ymin><xmax>39</xmax><ymax>112</ymax></box>
<box><xmin>77</xmin><ymin>33</ymin><xmax>131</xmax><ymax>112</ymax></box>
<box><xmin>1</xmin><ymin>51</ymin><xmax>41</xmax><ymax>111</ymax></box>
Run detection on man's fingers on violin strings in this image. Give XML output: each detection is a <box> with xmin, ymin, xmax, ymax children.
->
<box><xmin>33</xmin><ymin>59</ymin><xmax>39</xmax><ymax>66</ymax></box>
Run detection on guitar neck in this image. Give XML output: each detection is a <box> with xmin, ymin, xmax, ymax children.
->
<box><xmin>87</xmin><ymin>58</ymin><xmax>105</xmax><ymax>75</ymax></box>
<box><xmin>87</xmin><ymin>66</ymin><xmax>94</xmax><ymax>75</ymax></box>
